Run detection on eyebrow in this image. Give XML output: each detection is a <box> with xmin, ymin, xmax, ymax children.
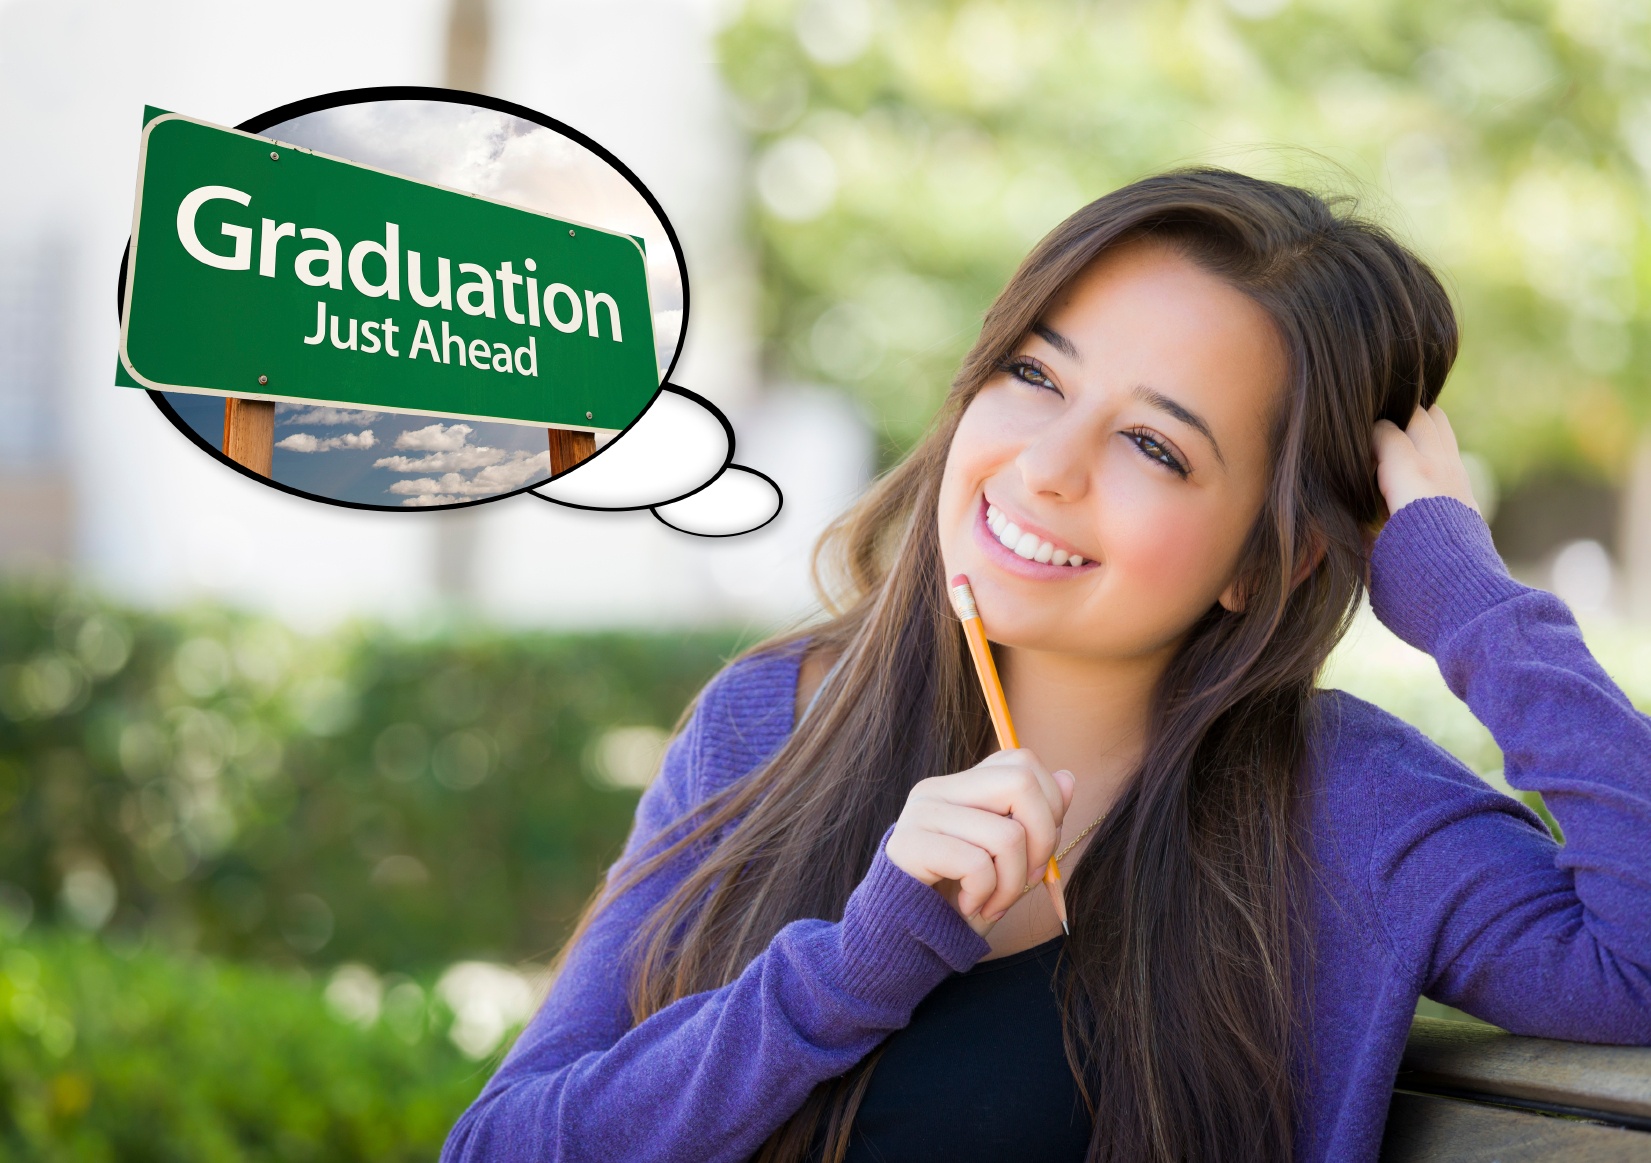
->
<box><xmin>1032</xmin><ymin>323</ymin><xmax>1080</xmax><ymax>361</ymax></box>
<box><xmin>1133</xmin><ymin>385</ymin><xmax>1226</xmax><ymax>469</ymax></box>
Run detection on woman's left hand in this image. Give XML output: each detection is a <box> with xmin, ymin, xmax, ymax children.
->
<box><xmin>1372</xmin><ymin>404</ymin><xmax>1480</xmax><ymax>518</ymax></box>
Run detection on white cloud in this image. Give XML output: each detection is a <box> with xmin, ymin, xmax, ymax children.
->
<box><xmin>470</xmin><ymin>451</ymin><xmax>550</xmax><ymax>492</ymax></box>
<box><xmin>388</xmin><ymin>476</ymin><xmax>457</xmax><ymax>496</ymax></box>
<box><xmin>373</xmin><ymin>446</ymin><xmax>508</xmax><ymax>473</ymax></box>
<box><xmin>276</xmin><ymin>429</ymin><xmax>377</xmax><ymax>453</ymax></box>
<box><xmin>279</xmin><ymin>407</ymin><xmax>383</xmax><ymax>426</ymax></box>
<box><xmin>386</xmin><ymin>451</ymin><xmax>550</xmax><ymax>502</ymax></box>
<box><xmin>394</xmin><ymin>423</ymin><xmax>474</xmax><ymax>452</ymax></box>
<box><xmin>399</xmin><ymin>494</ymin><xmax>463</xmax><ymax>507</ymax></box>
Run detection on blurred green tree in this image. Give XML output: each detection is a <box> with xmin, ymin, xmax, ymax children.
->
<box><xmin>719</xmin><ymin>0</ymin><xmax>1651</xmax><ymax>488</ymax></box>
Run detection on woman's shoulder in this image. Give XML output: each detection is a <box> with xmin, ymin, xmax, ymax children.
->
<box><xmin>1308</xmin><ymin>687</ymin><xmax>1501</xmax><ymax>804</ymax></box>
<box><xmin>675</xmin><ymin>638</ymin><xmax>814</xmax><ymax>804</ymax></box>
<box><xmin>1303</xmin><ymin>688</ymin><xmax>1549</xmax><ymax>859</ymax></box>
<box><xmin>794</xmin><ymin>643</ymin><xmax>839</xmax><ymax>722</ymax></box>
<box><xmin>623</xmin><ymin>641</ymin><xmax>811</xmax><ymax>863</ymax></box>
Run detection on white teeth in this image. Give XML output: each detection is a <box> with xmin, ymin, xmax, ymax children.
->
<box><xmin>988</xmin><ymin>507</ymin><xmax>1088</xmax><ymax>566</ymax></box>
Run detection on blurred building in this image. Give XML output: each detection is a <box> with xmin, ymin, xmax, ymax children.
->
<box><xmin>0</xmin><ymin>235</ymin><xmax>72</xmax><ymax>570</ymax></box>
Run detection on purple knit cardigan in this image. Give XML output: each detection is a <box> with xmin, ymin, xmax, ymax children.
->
<box><xmin>440</xmin><ymin>497</ymin><xmax>1651</xmax><ymax>1162</ymax></box>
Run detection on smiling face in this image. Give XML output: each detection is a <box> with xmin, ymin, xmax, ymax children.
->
<box><xmin>937</xmin><ymin>238</ymin><xmax>1288</xmax><ymax>664</ymax></box>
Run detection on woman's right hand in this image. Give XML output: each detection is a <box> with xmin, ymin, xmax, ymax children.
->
<box><xmin>885</xmin><ymin>749</ymin><xmax>1075</xmax><ymax>936</ymax></box>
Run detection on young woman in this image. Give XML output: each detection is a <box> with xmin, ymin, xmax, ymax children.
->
<box><xmin>441</xmin><ymin>170</ymin><xmax>1651</xmax><ymax>1163</ymax></box>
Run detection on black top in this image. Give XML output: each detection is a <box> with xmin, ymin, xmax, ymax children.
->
<box><xmin>808</xmin><ymin>934</ymin><xmax>1092</xmax><ymax>1162</ymax></box>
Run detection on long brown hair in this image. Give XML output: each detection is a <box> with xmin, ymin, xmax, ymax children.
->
<box><xmin>556</xmin><ymin>168</ymin><xmax>1457</xmax><ymax>1162</ymax></box>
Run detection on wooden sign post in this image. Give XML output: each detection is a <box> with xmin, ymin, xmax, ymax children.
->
<box><xmin>549</xmin><ymin>427</ymin><xmax>595</xmax><ymax>474</ymax></box>
<box><xmin>223</xmin><ymin>398</ymin><xmax>275</xmax><ymax>476</ymax></box>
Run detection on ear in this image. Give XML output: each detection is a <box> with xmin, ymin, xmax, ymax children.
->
<box><xmin>1218</xmin><ymin>530</ymin><xmax>1329</xmax><ymax>614</ymax></box>
<box><xmin>1290</xmin><ymin>529</ymin><xmax>1328</xmax><ymax>590</ymax></box>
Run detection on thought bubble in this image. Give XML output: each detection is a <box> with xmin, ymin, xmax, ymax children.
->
<box><xmin>121</xmin><ymin>86</ymin><xmax>782</xmax><ymax>535</ymax></box>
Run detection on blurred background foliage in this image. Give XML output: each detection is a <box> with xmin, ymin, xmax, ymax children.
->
<box><xmin>0</xmin><ymin>930</ymin><xmax>483</xmax><ymax>1162</ymax></box>
<box><xmin>0</xmin><ymin>578</ymin><xmax>740</xmax><ymax>973</ymax></box>
<box><xmin>722</xmin><ymin>0</ymin><xmax>1651</xmax><ymax>482</ymax></box>
<box><xmin>0</xmin><ymin>578</ymin><xmax>745</xmax><ymax>1154</ymax></box>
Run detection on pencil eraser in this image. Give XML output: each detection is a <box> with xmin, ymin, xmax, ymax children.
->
<box><xmin>950</xmin><ymin>573</ymin><xmax>970</xmax><ymax>589</ymax></box>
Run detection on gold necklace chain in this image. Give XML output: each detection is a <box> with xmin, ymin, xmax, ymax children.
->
<box><xmin>1019</xmin><ymin>807</ymin><xmax>1111</xmax><ymax>894</ymax></box>
<box><xmin>1055</xmin><ymin>807</ymin><xmax>1108</xmax><ymax>864</ymax></box>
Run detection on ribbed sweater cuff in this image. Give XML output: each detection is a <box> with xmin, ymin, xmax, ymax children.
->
<box><xmin>1368</xmin><ymin>495</ymin><xmax>1526</xmax><ymax>656</ymax></box>
<box><xmin>834</xmin><ymin>824</ymin><xmax>990</xmax><ymax>1011</ymax></box>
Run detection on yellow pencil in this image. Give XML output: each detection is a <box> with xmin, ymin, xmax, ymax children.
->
<box><xmin>948</xmin><ymin>573</ymin><xmax>1069</xmax><ymax>935</ymax></box>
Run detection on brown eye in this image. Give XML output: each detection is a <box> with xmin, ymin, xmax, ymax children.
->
<box><xmin>1126</xmin><ymin>430</ymin><xmax>1189</xmax><ymax>478</ymax></box>
<box><xmin>997</xmin><ymin>357</ymin><xmax>1059</xmax><ymax>393</ymax></box>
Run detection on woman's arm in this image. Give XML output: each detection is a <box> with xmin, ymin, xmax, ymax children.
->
<box><xmin>439</xmin><ymin>652</ymin><xmax>989</xmax><ymax>1163</ymax></box>
<box><xmin>1363</xmin><ymin>492</ymin><xmax>1651</xmax><ymax>1042</ymax></box>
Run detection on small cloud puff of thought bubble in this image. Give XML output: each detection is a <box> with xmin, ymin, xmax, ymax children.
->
<box><xmin>531</xmin><ymin>385</ymin><xmax>782</xmax><ymax>537</ymax></box>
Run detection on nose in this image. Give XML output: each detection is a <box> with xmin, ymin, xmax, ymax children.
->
<box><xmin>1014</xmin><ymin>409</ymin><xmax>1098</xmax><ymax>502</ymax></box>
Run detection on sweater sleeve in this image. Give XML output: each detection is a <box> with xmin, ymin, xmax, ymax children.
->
<box><xmin>1364</xmin><ymin>495</ymin><xmax>1651</xmax><ymax>1042</ymax></box>
<box><xmin>439</xmin><ymin>654</ymin><xmax>991</xmax><ymax>1163</ymax></box>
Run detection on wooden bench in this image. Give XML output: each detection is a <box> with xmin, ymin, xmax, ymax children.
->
<box><xmin>1382</xmin><ymin>1017</ymin><xmax>1651</xmax><ymax>1161</ymax></box>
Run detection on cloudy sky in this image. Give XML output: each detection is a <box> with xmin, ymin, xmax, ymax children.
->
<box><xmin>166</xmin><ymin>392</ymin><xmax>556</xmax><ymax>507</ymax></box>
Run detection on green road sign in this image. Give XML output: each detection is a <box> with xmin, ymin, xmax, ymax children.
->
<box><xmin>119</xmin><ymin>109</ymin><xmax>658</xmax><ymax>433</ymax></box>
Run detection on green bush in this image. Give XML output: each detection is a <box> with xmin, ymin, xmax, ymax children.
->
<box><xmin>0</xmin><ymin>926</ymin><xmax>490</xmax><ymax>1163</ymax></box>
<box><xmin>0</xmin><ymin>577</ymin><xmax>747</xmax><ymax>974</ymax></box>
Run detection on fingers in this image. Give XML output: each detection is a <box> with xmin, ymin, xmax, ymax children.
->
<box><xmin>920</xmin><ymin>803</ymin><xmax>1028</xmax><ymax>919</ymax></box>
<box><xmin>919</xmin><ymin>832</ymin><xmax>1008</xmax><ymax>921</ymax></box>
<box><xmin>1405</xmin><ymin>404</ymin><xmax>1444</xmax><ymax>461</ymax></box>
<box><xmin>924</xmin><ymin>752</ymin><xmax>1063</xmax><ymax>871</ymax></box>
<box><xmin>966</xmin><ymin>749</ymin><xmax>1068</xmax><ymax>827</ymax></box>
<box><xmin>1371</xmin><ymin>417</ymin><xmax>1411</xmax><ymax>464</ymax></box>
<box><xmin>1375</xmin><ymin>404</ymin><xmax>1449</xmax><ymax>459</ymax></box>
<box><xmin>1053</xmin><ymin>767</ymin><xmax>1075</xmax><ymax>812</ymax></box>
<box><xmin>1370</xmin><ymin>402</ymin><xmax>1478</xmax><ymax>520</ymax></box>
<box><xmin>891</xmin><ymin>750</ymin><xmax>1072</xmax><ymax>926</ymax></box>
<box><xmin>1428</xmin><ymin>405</ymin><xmax>1461</xmax><ymax>456</ymax></box>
